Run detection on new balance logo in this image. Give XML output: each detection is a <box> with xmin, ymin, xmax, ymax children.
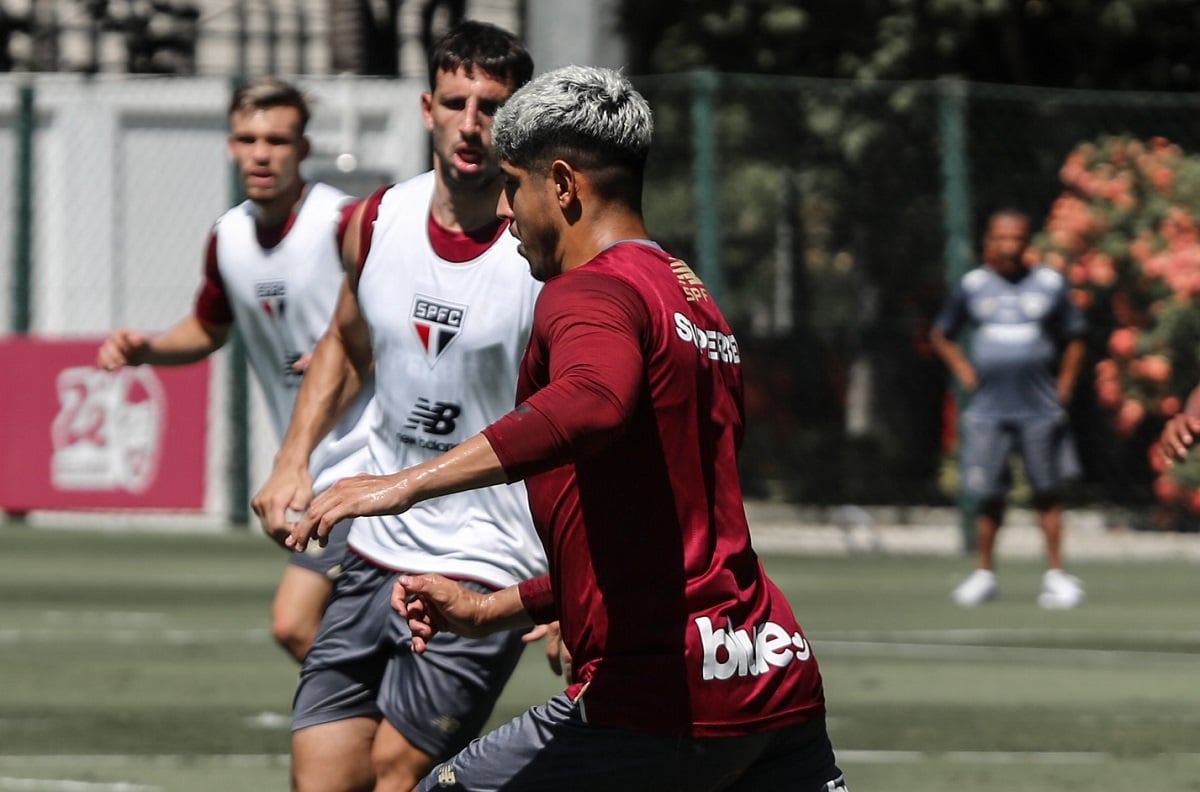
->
<box><xmin>404</xmin><ymin>398</ymin><xmax>461</xmax><ymax>436</ymax></box>
<box><xmin>256</xmin><ymin>281</ymin><xmax>303</xmax><ymax>383</ymax></box>
<box><xmin>695</xmin><ymin>616</ymin><xmax>811</xmax><ymax>681</ymax></box>
<box><xmin>412</xmin><ymin>295</ymin><xmax>466</xmax><ymax>366</ymax></box>
<box><xmin>434</xmin><ymin>764</ymin><xmax>457</xmax><ymax>786</ymax></box>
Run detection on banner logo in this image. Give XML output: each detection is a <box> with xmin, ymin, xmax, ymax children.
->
<box><xmin>50</xmin><ymin>367</ymin><xmax>166</xmax><ymax>493</ymax></box>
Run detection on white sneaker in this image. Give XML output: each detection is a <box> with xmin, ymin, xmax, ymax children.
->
<box><xmin>1038</xmin><ymin>569</ymin><xmax>1085</xmax><ymax>610</ymax></box>
<box><xmin>952</xmin><ymin>569</ymin><xmax>998</xmax><ymax>607</ymax></box>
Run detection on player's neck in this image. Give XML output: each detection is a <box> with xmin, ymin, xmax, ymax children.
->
<box><xmin>563</xmin><ymin>210</ymin><xmax>650</xmax><ymax>273</ymax></box>
<box><xmin>986</xmin><ymin>259</ymin><xmax>1028</xmax><ymax>281</ymax></box>
<box><xmin>429</xmin><ymin>175</ymin><xmax>503</xmax><ymax>235</ymax></box>
<box><xmin>254</xmin><ymin>181</ymin><xmax>308</xmax><ymax>229</ymax></box>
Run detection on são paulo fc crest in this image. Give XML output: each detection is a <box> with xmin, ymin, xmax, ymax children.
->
<box><xmin>256</xmin><ymin>279</ymin><xmax>303</xmax><ymax>382</ymax></box>
<box><xmin>411</xmin><ymin>295</ymin><xmax>466</xmax><ymax>366</ymax></box>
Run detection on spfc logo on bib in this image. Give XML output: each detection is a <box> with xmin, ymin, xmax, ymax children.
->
<box><xmin>411</xmin><ymin>295</ymin><xmax>466</xmax><ymax>367</ymax></box>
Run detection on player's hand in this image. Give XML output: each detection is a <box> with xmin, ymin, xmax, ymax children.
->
<box><xmin>289</xmin><ymin>472</ymin><xmax>415</xmax><ymax>552</ymax></box>
<box><xmin>392</xmin><ymin>573</ymin><xmax>488</xmax><ymax>653</ymax></box>
<box><xmin>1160</xmin><ymin>413</ymin><xmax>1200</xmax><ymax>464</ymax></box>
<box><xmin>96</xmin><ymin>328</ymin><xmax>150</xmax><ymax>371</ymax></box>
<box><xmin>252</xmin><ymin>465</ymin><xmax>314</xmax><ymax>549</ymax></box>
<box><xmin>524</xmin><ymin>621</ymin><xmax>573</xmax><ymax>680</ymax></box>
<box><xmin>291</xmin><ymin>353</ymin><xmax>313</xmax><ymax>374</ymax></box>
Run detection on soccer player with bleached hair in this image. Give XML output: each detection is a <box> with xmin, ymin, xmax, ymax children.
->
<box><xmin>294</xmin><ymin>64</ymin><xmax>849</xmax><ymax>792</ymax></box>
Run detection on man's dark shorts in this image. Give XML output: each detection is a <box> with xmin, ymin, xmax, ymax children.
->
<box><xmin>292</xmin><ymin>551</ymin><xmax>528</xmax><ymax>759</ymax></box>
<box><xmin>417</xmin><ymin>694</ymin><xmax>847</xmax><ymax>792</ymax></box>
<box><xmin>961</xmin><ymin>413</ymin><xmax>1081</xmax><ymax>499</ymax></box>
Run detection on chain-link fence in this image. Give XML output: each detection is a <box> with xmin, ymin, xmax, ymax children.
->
<box><xmin>0</xmin><ymin>73</ymin><xmax>425</xmax><ymax>522</ymax></box>
<box><xmin>7</xmin><ymin>72</ymin><xmax>1200</xmax><ymax>528</ymax></box>
<box><xmin>633</xmin><ymin>74</ymin><xmax>1200</xmax><ymax>528</ymax></box>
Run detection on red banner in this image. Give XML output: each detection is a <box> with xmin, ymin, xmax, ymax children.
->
<box><xmin>0</xmin><ymin>337</ymin><xmax>208</xmax><ymax>511</ymax></box>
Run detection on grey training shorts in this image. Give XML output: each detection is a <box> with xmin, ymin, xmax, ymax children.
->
<box><xmin>417</xmin><ymin>694</ymin><xmax>847</xmax><ymax>792</ymax></box>
<box><xmin>961</xmin><ymin>413</ymin><xmax>1081</xmax><ymax>499</ymax></box>
<box><xmin>292</xmin><ymin>551</ymin><xmax>528</xmax><ymax>760</ymax></box>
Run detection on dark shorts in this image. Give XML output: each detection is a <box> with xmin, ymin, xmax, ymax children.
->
<box><xmin>287</xmin><ymin>518</ymin><xmax>350</xmax><ymax>579</ymax></box>
<box><xmin>292</xmin><ymin>552</ymin><xmax>528</xmax><ymax>760</ymax></box>
<box><xmin>416</xmin><ymin>694</ymin><xmax>847</xmax><ymax>792</ymax></box>
<box><xmin>961</xmin><ymin>413</ymin><xmax>1081</xmax><ymax>499</ymax></box>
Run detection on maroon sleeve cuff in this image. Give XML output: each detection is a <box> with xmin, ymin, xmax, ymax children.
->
<box><xmin>517</xmin><ymin>575</ymin><xmax>558</xmax><ymax>624</ymax></box>
<box><xmin>481</xmin><ymin>403</ymin><xmax>569</xmax><ymax>483</ymax></box>
<box><xmin>355</xmin><ymin>186</ymin><xmax>389</xmax><ymax>278</ymax></box>
<box><xmin>193</xmin><ymin>232</ymin><xmax>234</xmax><ymax>325</ymax></box>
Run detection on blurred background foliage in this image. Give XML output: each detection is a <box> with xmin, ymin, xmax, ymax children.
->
<box><xmin>616</xmin><ymin>1</ymin><xmax>1200</xmax><ymax>527</ymax></box>
<box><xmin>618</xmin><ymin>0</ymin><xmax>1200</xmax><ymax>92</ymax></box>
<box><xmin>1032</xmin><ymin>136</ymin><xmax>1200</xmax><ymax>524</ymax></box>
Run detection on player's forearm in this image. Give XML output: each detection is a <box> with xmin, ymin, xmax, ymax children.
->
<box><xmin>398</xmin><ymin>433</ymin><xmax>510</xmax><ymax>504</ymax></box>
<box><xmin>477</xmin><ymin>583</ymin><xmax>536</xmax><ymax>634</ymax></box>
<box><xmin>138</xmin><ymin>316</ymin><xmax>227</xmax><ymax>366</ymax></box>
<box><xmin>331</xmin><ymin>357</ymin><xmax>371</xmax><ymax>421</ymax></box>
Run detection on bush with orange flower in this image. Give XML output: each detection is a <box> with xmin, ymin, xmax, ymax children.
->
<box><xmin>1033</xmin><ymin>135</ymin><xmax>1200</xmax><ymax>520</ymax></box>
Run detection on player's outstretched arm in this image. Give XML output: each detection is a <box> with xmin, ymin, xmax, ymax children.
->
<box><xmin>96</xmin><ymin>316</ymin><xmax>228</xmax><ymax>370</ymax></box>
<box><xmin>288</xmin><ymin>432</ymin><xmax>508</xmax><ymax>550</ymax></box>
<box><xmin>392</xmin><ymin>574</ymin><xmax>532</xmax><ymax>654</ymax></box>
<box><xmin>1161</xmin><ymin>385</ymin><xmax>1200</xmax><ymax>464</ymax></box>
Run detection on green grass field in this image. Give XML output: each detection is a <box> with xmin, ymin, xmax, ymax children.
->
<box><xmin>1</xmin><ymin>524</ymin><xmax>1198</xmax><ymax>791</ymax></box>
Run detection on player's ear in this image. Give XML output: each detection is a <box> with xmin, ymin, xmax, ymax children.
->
<box><xmin>551</xmin><ymin>160</ymin><xmax>576</xmax><ymax>208</ymax></box>
<box><xmin>298</xmin><ymin>135</ymin><xmax>312</xmax><ymax>162</ymax></box>
<box><xmin>421</xmin><ymin>92</ymin><xmax>435</xmax><ymax>131</ymax></box>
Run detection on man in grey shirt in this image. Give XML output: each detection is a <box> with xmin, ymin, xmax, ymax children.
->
<box><xmin>931</xmin><ymin>208</ymin><xmax>1087</xmax><ymax>609</ymax></box>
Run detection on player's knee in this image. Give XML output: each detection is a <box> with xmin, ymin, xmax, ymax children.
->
<box><xmin>977</xmin><ymin>497</ymin><xmax>1005</xmax><ymax>521</ymax></box>
<box><xmin>1030</xmin><ymin>490</ymin><xmax>1062</xmax><ymax>511</ymax></box>
<box><xmin>272</xmin><ymin>609</ymin><xmax>317</xmax><ymax>661</ymax></box>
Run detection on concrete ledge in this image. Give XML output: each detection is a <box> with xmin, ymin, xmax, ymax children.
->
<box><xmin>745</xmin><ymin>502</ymin><xmax>1200</xmax><ymax>562</ymax></box>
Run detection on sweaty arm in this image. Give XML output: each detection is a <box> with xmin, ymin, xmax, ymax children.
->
<box><xmin>393</xmin><ymin>573</ymin><xmax>537</xmax><ymax>653</ymax></box>
<box><xmin>290</xmin><ymin>272</ymin><xmax>647</xmax><ymax>549</ymax></box>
